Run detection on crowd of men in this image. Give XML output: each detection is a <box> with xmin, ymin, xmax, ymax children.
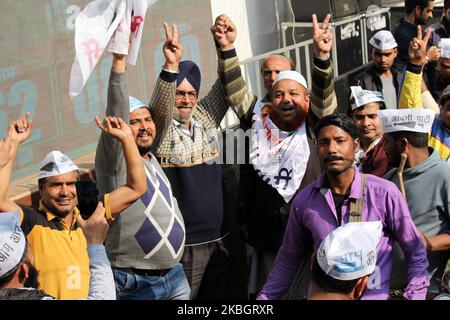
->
<box><xmin>0</xmin><ymin>0</ymin><xmax>450</xmax><ymax>300</ymax></box>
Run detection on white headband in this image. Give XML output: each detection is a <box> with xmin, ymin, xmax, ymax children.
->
<box><xmin>378</xmin><ymin>108</ymin><xmax>435</xmax><ymax>134</ymax></box>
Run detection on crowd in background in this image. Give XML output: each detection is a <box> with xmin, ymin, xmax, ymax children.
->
<box><xmin>0</xmin><ymin>0</ymin><xmax>449</xmax><ymax>301</ymax></box>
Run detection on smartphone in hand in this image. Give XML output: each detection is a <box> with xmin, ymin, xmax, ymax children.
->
<box><xmin>75</xmin><ymin>181</ymin><xmax>99</xmax><ymax>220</ymax></box>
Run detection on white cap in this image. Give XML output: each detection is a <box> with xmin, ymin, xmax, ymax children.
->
<box><xmin>0</xmin><ymin>211</ymin><xmax>27</xmax><ymax>278</ymax></box>
<box><xmin>440</xmin><ymin>38</ymin><xmax>450</xmax><ymax>59</ymax></box>
<box><xmin>129</xmin><ymin>96</ymin><xmax>148</xmax><ymax>113</ymax></box>
<box><xmin>369</xmin><ymin>30</ymin><xmax>397</xmax><ymax>51</ymax></box>
<box><xmin>272</xmin><ymin>70</ymin><xmax>308</xmax><ymax>90</ymax></box>
<box><xmin>378</xmin><ymin>108</ymin><xmax>435</xmax><ymax>134</ymax></box>
<box><xmin>317</xmin><ymin>221</ymin><xmax>382</xmax><ymax>281</ymax></box>
<box><xmin>38</xmin><ymin>151</ymin><xmax>79</xmax><ymax>180</ymax></box>
<box><xmin>350</xmin><ymin>86</ymin><xmax>385</xmax><ymax>110</ymax></box>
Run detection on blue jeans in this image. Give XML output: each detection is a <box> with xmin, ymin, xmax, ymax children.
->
<box><xmin>113</xmin><ymin>263</ymin><xmax>191</xmax><ymax>300</ymax></box>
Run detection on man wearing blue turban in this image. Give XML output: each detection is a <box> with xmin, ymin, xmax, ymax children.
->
<box><xmin>153</xmin><ymin>14</ymin><xmax>254</xmax><ymax>299</ymax></box>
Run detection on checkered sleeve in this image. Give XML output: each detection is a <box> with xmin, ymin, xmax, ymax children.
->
<box><xmin>195</xmin><ymin>48</ymin><xmax>254</xmax><ymax>129</ymax></box>
<box><xmin>148</xmin><ymin>71</ymin><xmax>177</xmax><ymax>152</ymax></box>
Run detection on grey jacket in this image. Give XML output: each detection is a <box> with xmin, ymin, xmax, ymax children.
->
<box><xmin>385</xmin><ymin>148</ymin><xmax>450</xmax><ymax>292</ymax></box>
<box><xmin>95</xmin><ymin>71</ymin><xmax>185</xmax><ymax>269</ymax></box>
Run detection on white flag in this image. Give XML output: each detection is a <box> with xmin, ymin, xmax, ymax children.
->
<box><xmin>127</xmin><ymin>0</ymin><xmax>159</xmax><ymax>65</ymax></box>
<box><xmin>69</xmin><ymin>0</ymin><xmax>125</xmax><ymax>97</ymax></box>
<box><xmin>69</xmin><ymin>0</ymin><xmax>159</xmax><ymax>98</ymax></box>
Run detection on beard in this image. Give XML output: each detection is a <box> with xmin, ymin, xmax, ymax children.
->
<box><xmin>269</xmin><ymin>103</ymin><xmax>309</xmax><ymax>131</ymax></box>
<box><xmin>173</xmin><ymin>104</ymin><xmax>193</xmax><ymax>124</ymax></box>
<box><xmin>373</xmin><ymin>64</ymin><xmax>390</xmax><ymax>73</ymax></box>
<box><xmin>417</xmin><ymin>15</ymin><xmax>428</xmax><ymax>25</ymax></box>
<box><xmin>137</xmin><ymin>143</ymin><xmax>152</xmax><ymax>156</ymax></box>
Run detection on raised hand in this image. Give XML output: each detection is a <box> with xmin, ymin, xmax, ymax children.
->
<box><xmin>0</xmin><ymin>125</ymin><xmax>15</xmax><ymax>169</ymax></box>
<box><xmin>312</xmin><ymin>14</ymin><xmax>333</xmax><ymax>60</ymax></box>
<box><xmin>210</xmin><ymin>14</ymin><xmax>236</xmax><ymax>50</ymax></box>
<box><xmin>408</xmin><ymin>25</ymin><xmax>432</xmax><ymax>66</ymax></box>
<box><xmin>10</xmin><ymin>112</ymin><xmax>32</xmax><ymax>145</ymax></box>
<box><xmin>426</xmin><ymin>45</ymin><xmax>441</xmax><ymax>63</ymax></box>
<box><xmin>76</xmin><ymin>202</ymin><xmax>109</xmax><ymax>245</ymax></box>
<box><xmin>95</xmin><ymin>116</ymin><xmax>133</xmax><ymax>142</ymax></box>
<box><xmin>163</xmin><ymin>22</ymin><xmax>183</xmax><ymax>71</ymax></box>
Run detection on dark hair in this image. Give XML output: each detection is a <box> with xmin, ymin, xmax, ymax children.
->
<box><xmin>315</xmin><ymin>113</ymin><xmax>358</xmax><ymax>140</ymax></box>
<box><xmin>0</xmin><ymin>269</ymin><xmax>18</xmax><ymax>288</ymax></box>
<box><xmin>390</xmin><ymin>131</ymin><xmax>429</xmax><ymax>148</ymax></box>
<box><xmin>311</xmin><ymin>258</ymin><xmax>359</xmax><ymax>294</ymax></box>
<box><xmin>405</xmin><ymin>0</ymin><xmax>433</xmax><ymax>14</ymax></box>
<box><xmin>446</xmin><ymin>0</ymin><xmax>450</xmax><ymax>10</ymax></box>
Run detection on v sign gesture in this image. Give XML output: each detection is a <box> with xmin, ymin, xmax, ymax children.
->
<box><xmin>163</xmin><ymin>22</ymin><xmax>183</xmax><ymax>71</ymax></box>
<box><xmin>408</xmin><ymin>25</ymin><xmax>432</xmax><ymax>66</ymax></box>
<box><xmin>312</xmin><ymin>14</ymin><xmax>333</xmax><ymax>60</ymax></box>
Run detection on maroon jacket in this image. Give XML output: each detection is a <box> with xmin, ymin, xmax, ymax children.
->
<box><xmin>361</xmin><ymin>137</ymin><xmax>389</xmax><ymax>177</ymax></box>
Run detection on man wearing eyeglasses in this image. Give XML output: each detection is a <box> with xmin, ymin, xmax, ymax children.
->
<box><xmin>152</xmin><ymin>14</ymin><xmax>254</xmax><ymax>300</ymax></box>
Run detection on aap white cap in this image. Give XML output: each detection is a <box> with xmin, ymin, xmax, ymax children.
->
<box><xmin>0</xmin><ymin>211</ymin><xmax>27</xmax><ymax>278</ymax></box>
<box><xmin>378</xmin><ymin>108</ymin><xmax>435</xmax><ymax>134</ymax></box>
<box><xmin>369</xmin><ymin>30</ymin><xmax>397</xmax><ymax>51</ymax></box>
<box><xmin>129</xmin><ymin>96</ymin><xmax>148</xmax><ymax>114</ymax></box>
<box><xmin>350</xmin><ymin>86</ymin><xmax>385</xmax><ymax>110</ymax></box>
<box><xmin>317</xmin><ymin>221</ymin><xmax>382</xmax><ymax>281</ymax></box>
<box><xmin>272</xmin><ymin>70</ymin><xmax>308</xmax><ymax>90</ymax></box>
<box><xmin>39</xmin><ymin>151</ymin><xmax>79</xmax><ymax>180</ymax></box>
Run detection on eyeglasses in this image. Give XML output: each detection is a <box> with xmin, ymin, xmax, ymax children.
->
<box><xmin>262</xmin><ymin>69</ymin><xmax>282</xmax><ymax>78</ymax></box>
<box><xmin>175</xmin><ymin>90</ymin><xmax>197</xmax><ymax>100</ymax></box>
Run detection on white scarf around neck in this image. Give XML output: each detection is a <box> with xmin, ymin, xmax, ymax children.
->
<box><xmin>250</xmin><ymin>101</ymin><xmax>310</xmax><ymax>202</ymax></box>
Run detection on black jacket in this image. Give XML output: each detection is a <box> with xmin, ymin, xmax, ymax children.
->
<box><xmin>237</xmin><ymin>123</ymin><xmax>322</xmax><ymax>253</ymax></box>
<box><xmin>352</xmin><ymin>63</ymin><xmax>403</xmax><ymax>99</ymax></box>
<box><xmin>425</xmin><ymin>17</ymin><xmax>450</xmax><ymax>104</ymax></box>
<box><xmin>392</xmin><ymin>18</ymin><xmax>417</xmax><ymax>73</ymax></box>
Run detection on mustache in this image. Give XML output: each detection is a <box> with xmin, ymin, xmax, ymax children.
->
<box><xmin>177</xmin><ymin>103</ymin><xmax>192</xmax><ymax>109</ymax></box>
<box><xmin>138</xmin><ymin>129</ymin><xmax>153</xmax><ymax>136</ymax></box>
<box><xmin>324</xmin><ymin>155</ymin><xmax>345</xmax><ymax>163</ymax></box>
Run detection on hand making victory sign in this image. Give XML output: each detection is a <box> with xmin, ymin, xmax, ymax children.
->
<box><xmin>408</xmin><ymin>25</ymin><xmax>432</xmax><ymax>66</ymax></box>
<box><xmin>312</xmin><ymin>13</ymin><xmax>333</xmax><ymax>60</ymax></box>
<box><xmin>163</xmin><ymin>22</ymin><xmax>183</xmax><ymax>71</ymax></box>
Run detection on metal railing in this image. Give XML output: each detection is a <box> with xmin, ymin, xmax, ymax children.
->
<box><xmin>220</xmin><ymin>39</ymin><xmax>315</xmax><ymax>130</ymax></box>
<box><xmin>220</xmin><ymin>7</ymin><xmax>391</xmax><ymax>129</ymax></box>
<box><xmin>239</xmin><ymin>39</ymin><xmax>315</xmax><ymax>97</ymax></box>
